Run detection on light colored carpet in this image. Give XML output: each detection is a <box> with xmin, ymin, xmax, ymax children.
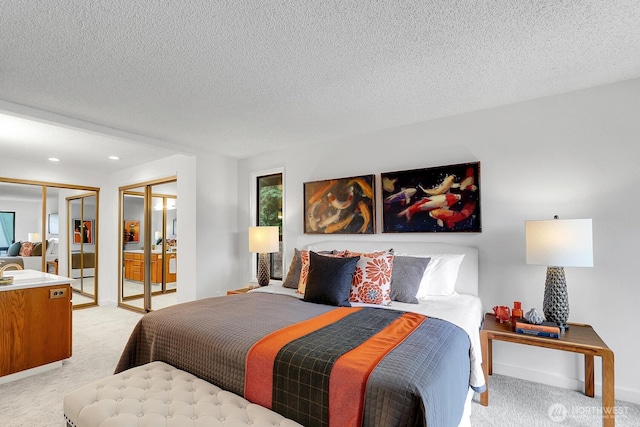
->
<box><xmin>1</xmin><ymin>304</ymin><xmax>638</xmax><ymax>426</ymax></box>
<box><xmin>471</xmin><ymin>374</ymin><xmax>640</xmax><ymax>426</ymax></box>
<box><xmin>0</xmin><ymin>305</ymin><xmax>142</xmax><ymax>427</ymax></box>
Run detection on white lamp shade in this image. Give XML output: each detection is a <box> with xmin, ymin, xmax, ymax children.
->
<box><xmin>526</xmin><ymin>218</ymin><xmax>593</xmax><ymax>267</ymax></box>
<box><xmin>28</xmin><ymin>232</ymin><xmax>41</xmax><ymax>243</ymax></box>
<box><xmin>248</xmin><ymin>226</ymin><xmax>279</xmax><ymax>253</ymax></box>
<box><xmin>154</xmin><ymin>231</ymin><xmax>162</xmax><ymax>241</ymax></box>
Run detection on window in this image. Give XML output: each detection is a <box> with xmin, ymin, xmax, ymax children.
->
<box><xmin>0</xmin><ymin>211</ymin><xmax>16</xmax><ymax>251</ymax></box>
<box><xmin>257</xmin><ymin>173</ymin><xmax>283</xmax><ymax>279</ymax></box>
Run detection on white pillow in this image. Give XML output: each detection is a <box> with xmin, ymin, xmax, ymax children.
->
<box><xmin>46</xmin><ymin>240</ymin><xmax>59</xmax><ymax>255</ymax></box>
<box><xmin>415</xmin><ymin>254</ymin><xmax>465</xmax><ymax>298</ymax></box>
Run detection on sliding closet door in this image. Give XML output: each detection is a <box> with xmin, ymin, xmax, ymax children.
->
<box><xmin>67</xmin><ymin>192</ymin><xmax>99</xmax><ymax>307</ymax></box>
<box><xmin>119</xmin><ymin>178</ymin><xmax>177</xmax><ymax>313</ymax></box>
<box><xmin>120</xmin><ymin>189</ymin><xmax>145</xmax><ymax>311</ymax></box>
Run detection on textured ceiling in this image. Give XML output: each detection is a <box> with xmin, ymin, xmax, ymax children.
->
<box><xmin>1</xmin><ymin>0</ymin><xmax>639</xmax><ymax>169</ymax></box>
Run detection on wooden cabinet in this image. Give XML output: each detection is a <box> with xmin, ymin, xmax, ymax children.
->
<box><xmin>124</xmin><ymin>252</ymin><xmax>177</xmax><ymax>283</ymax></box>
<box><xmin>0</xmin><ymin>283</ymin><xmax>72</xmax><ymax>377</ymax></box>
<box><xmin>124</xmin><ymin>252</ymin><xmax>144</xmax><ymax>282</ymax></box>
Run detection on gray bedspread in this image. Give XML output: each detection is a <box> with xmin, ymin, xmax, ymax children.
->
<box><xmin>115</xmin><ymin>293</ymin><xmax>471</xmax><ymax>427</ymax></box>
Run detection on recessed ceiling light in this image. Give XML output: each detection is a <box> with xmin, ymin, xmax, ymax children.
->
<box><xmin>48</xmin><ymin>157</ymin><xmax>60</xmax><ymax>162</ymax></box>
<box><xmin>108</xmin><ymin>155</ymin><xmax>120</xmax><ymax>160</ymax></box>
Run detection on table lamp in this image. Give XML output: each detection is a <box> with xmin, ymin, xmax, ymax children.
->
<box><xmin>248</xmin><ymin>226</ymin><xmax>279</xmax><ymax>287</ymax></box>
<box><xmin>525</xmin><ymin>216</ymin><xmax>593</xmax><ymax>331</ymax></box>
<box><xmin>28</xmin><ymin>232</ymin><xmax>41</xmax><ymax>243</ymax></box>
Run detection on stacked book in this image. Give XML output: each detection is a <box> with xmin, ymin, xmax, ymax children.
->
<box><xmin>515</xmin><ymin>319</ymin><xmax>560</xmax><ymax>338</ymax></box>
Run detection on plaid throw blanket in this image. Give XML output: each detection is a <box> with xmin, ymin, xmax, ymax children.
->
<box><xmin>245</xmin><ymin>307</ymin><xmax>427</xmax><ymax>427</ymax></box>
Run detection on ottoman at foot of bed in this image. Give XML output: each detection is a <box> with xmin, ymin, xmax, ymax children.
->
<box><xmin>64</xmin><ymin>361</ymin><xmax>302</xmax><ymax>427</ymax></box>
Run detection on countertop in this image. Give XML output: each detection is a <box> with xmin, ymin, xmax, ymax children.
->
<box><xmin>124</xmin><ymin>249</ymin><xmax>177</xmax><ymax>254</ymax></box>
<box><xmin>0</xmin><ymin>269</ymin><xmax>73</xmax><ymax>292</ymax></box>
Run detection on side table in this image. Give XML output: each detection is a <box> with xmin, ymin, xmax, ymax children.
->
<box><xmin>226</xmin><ymin>285</ymin><xmax>258</xmax><ymax>295</ymax></box>
<box><xmin>480</xmin><ymin>313</ymin><xmax>615</xmax><ymax>427</ymax></box>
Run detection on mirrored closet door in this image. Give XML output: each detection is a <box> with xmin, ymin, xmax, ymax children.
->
<box><xmin>0</xmin><ymin>178</ymin><xmax>100</xmax><ymax>308</ymax></box>
<box><xmin>119</xmin><ymin>178</ymin><xmax>177</xmax><ymax>313</ymax></box>
<box><xmin>67</xmin><ymin>192</ymin><xmax>99</xmax><ymax>307</ymax></box>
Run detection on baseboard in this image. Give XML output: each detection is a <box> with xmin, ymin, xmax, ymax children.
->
<box><xmin>0</xmin><ymin>360</ymin><xmax>64</xmax><ymax>385</ymax></box>
<box><xmin>492</xmin><ymin>362</ymin><xmax>640</xmax><ymax>405</ymax></box>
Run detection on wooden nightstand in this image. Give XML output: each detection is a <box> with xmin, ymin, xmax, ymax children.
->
<box><xmin>226</xmin><ymin>285</ymin><xmax>258</xmax><ymax>295</ymax></box>
<box><xmin>480</xmin><ymin>313</ymin><xmax>615</xmax><ymax>427</ymax></box>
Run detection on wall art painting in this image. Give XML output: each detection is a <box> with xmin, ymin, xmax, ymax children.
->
<box><xmin>381</xmin><ymin>162</ymin><xmax>481</xmax><ymax>233</ymax></box>
<box><xmin>303</xmin><ymin>175</ymin><xmax>375</xmax><ymax>234</ymax></box>
<box><xmin>73</xmin><ymin>219</ymin><xmax>94</xmax><ymax>244</ymax></box>
<box><xmin>124</xmin><ymin>220</ymin><xmax>140</xmax><ymax>243</ymax></box>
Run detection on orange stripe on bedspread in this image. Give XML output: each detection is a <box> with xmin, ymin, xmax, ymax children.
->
<box><xmin>329</xmin><ymin>312</ymin><xmax>427</xmax><ymax>426</ymax></box>
<box><xmin>244</xmin><ymin>307</ymin><xmax>361</xmax><ymax>408</ymax></box>
<box><xmin>245</xmin><ymin>308</ymin><xmax>427</xmax><ymax>426</ymax></box>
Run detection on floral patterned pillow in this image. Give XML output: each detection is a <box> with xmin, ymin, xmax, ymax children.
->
<box><xmin>296</xmin><ymin>249</ymin><xmax>340</xmax><ymax>294</ymax></box>
<box><xmin>19</xmin><ymin>241</ymin><xmax>35</xmax><ymax>257</ymax></box>
<box><xmin>344</xmin><ymin>250</ymin><xmax>394</xmax><ymax>305</ymax></box>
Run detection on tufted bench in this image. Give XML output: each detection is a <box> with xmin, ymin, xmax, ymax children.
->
<box><xmin>63</xmin><ymin>361</ymin><xmax>302</xmax><ymax>427</ymax></box>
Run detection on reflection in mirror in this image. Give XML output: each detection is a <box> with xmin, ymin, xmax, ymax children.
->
<box><xmin>121</xmin><ymin>190</ymin><xmax>145</xmax><ymax>310</ymax></box>
<box><xmin>1</xmin><ymin>179</ymin><xmax>99</xmax><ymax>308</ymax></box>
<box><xmin>119</xmin><ymin>180</ymin><xmax>177</xmax><ymax>312</ymax></box>
<box><xmin>0</xmin><ymin>181</ymin><xmax>43</xmax><ymax>270</ymax></box>
<box><xmin>150</xmin><ymin>181</ymin><xmax>177</xmax><ymax>311</ymax></box>
<box><xmin>67</xmin><ymin>192</ymin><xmax>98</xmax><ymax>307</ymax></box>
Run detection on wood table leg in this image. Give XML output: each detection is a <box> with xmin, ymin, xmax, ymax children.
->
<box><xmin>480</xmin><ymin>332</ymin><xmax>490</xmax><ymax>406</ymax></box>
<box><xmin>487</xmin><ymin>338</ymin><xmax>493</xmax><ymax>375</ymax></box>
<box><xmin>585</xmin><ymin>354</ymin><xmax>594</xmax><ymax>397</ymax></box>
<box><xmin>602</xmin><ymin>351</ymin><xmax>615</xmax><ymax>427</ymax></box>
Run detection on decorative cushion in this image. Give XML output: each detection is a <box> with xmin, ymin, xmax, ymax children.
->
<box><xmin>303</xmin><ymin>251</ymin><xmax>359</xmax><ymax>307</ymax></box>
<box><xmin>283</xmin><ymin>248</ymin><xmax>303</xmax><ymax>289</ymax></box>
<box><xmin>7</xmin><ymin>241</ymin><xmax>22</xmax><ymax>256</ymax></box>
<box><xmin>31</xmin><ymin>242</ymin><xmax>43</xmax><ymax>256</ymax></box>
<box><xmin>390</xmin><ymin>256</ymin><xmax>431</xmax><ymax>304</ymax></box>
<box><xmin>46</xmin><ymin>240</ymin><xmax>59</xmax><ymax>255</ymax></box>
<box><xmin>416</xmin><ymin>254</ymin><xmax>465</xmax><ymax>298</ymax></box>
<box><xmin>296</xmin><ymin>249</ymin><xmax>337</xmax><ymax>294</ymax></box>
<box><xmin>344</xmin><ymin>250</ymin><xmax>394</xmax><ymax>305</ymax></box>
<box><xmin>19</xmin><ymin>242</ymin><xmax>35</xmax><ymax>257</ymax></box>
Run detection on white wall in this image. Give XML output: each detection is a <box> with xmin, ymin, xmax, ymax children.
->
<box><xmin>97</xmin><ymin>151</ymin><xmax>239</xmax><ymax>305</ymax></box>
<box><xmin>195</xmin><ymin>152</ymin><xmax>240</xmax><ymax>299</ymax></box>
<box><xmin>100</xmin><ymin>154</ymin><xmax>194</xmax><ymax>305</ymax></box>
<box><xmin>0</xmin><ymin>199</ymin><xmax>40</xmax><ymax>244</ymax></box>
<box><xmin>238</xmin><ymin>78</ymin><xmax>640</xmax><ymax>404</ymax></box>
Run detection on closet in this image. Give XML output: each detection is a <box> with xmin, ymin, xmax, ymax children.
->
<box><xmin>119</xmin><ymin>177</ymin><xmax>177</xmax><ymax>312</ymax></box>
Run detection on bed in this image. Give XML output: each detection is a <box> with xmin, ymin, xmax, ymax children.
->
<box><xmin>115</xmin><ymin>241</ymin><xmax>485</xmax><ymax>427</ymax></box>
<box><xmin>0</xmin><ymin>239</ymin><xmax>59</xmax><ymax>271</ymax></box>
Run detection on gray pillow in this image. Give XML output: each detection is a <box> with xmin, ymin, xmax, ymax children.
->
<box><xmin>7</xmin><ymin>241</ymin><xmax>22</xmax><ymax>256</ymax></box>
<box><xmin>390</xmin><ymin>256</ymin><xmax>431</xmax><ymax>304</ymax></box>
<box><xmin>303</xmin><ymin>251</ymin><xmax>359</xmax><ymax>307</ymax></box>
<box><xmin>282</xmin><ymin>249</ymin><xmax>302</xmax><ymax>289</ymax></box>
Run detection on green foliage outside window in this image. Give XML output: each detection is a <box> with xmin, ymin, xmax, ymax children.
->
<box><xmin>258</xmin><ymin>176</ymin><xmax>282</xmax><ymax>233</ymax></box>
<box><xmin>257</xmin><ymin>173</ymin><xmax>283</xmax><ymax>279</ymax></box>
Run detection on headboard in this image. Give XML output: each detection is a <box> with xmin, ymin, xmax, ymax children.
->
<box><xmin>306</xmin><ymin>240</ymin><xmax>479</xmax><ymax>296</ymax></box>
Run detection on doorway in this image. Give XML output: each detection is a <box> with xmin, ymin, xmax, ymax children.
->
<box><xmin>119</xmin><ymin>177</ymin><xmax>177</xmax><ymax>312</ymax></box>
